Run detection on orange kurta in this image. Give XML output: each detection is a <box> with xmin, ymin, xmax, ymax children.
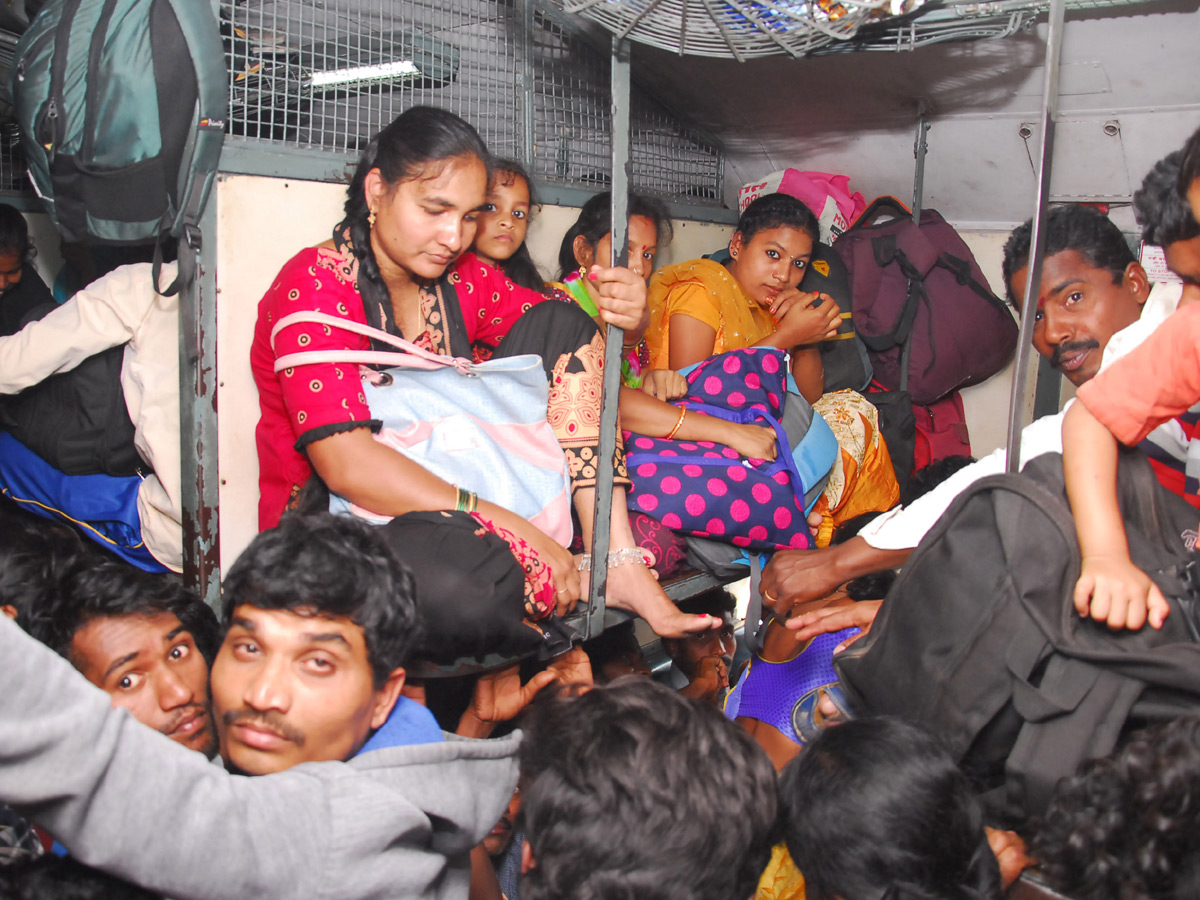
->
<box><xmin>646</xmin><ymin>258</ymin><xmax>775</xmax><ymax>370</ymax></box>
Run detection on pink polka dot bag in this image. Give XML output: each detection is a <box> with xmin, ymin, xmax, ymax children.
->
<box><xmin>625</xmin><ymin>348</ymin><xmax>831</xmax><ymax>552</ymax></box>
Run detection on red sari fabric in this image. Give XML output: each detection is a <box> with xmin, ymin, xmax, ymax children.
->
<box><xmin>251</xmin><ymin>246</ymin><xmax>548</xmax><ymax>530</ymax></box>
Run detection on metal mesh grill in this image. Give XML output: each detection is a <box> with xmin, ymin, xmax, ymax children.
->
<box><xmin>552</xmin><ymin>0</ymin><xmax>1163</xmax><ymax>59</ymax></box>
<box><xmin>220</xmin><ymin>0</ymin><xmax>722</xmax><ymax>201</ymax></box>
<box><xmin>556</xmin><ymin>0</ymin><xmax>891</xmax><ymax>60</ymax></box>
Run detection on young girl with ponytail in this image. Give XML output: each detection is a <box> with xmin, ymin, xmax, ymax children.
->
<box><xmin>250</xmin><ymin>106</ymin><xmax>718</xmax><ymax>646</ymax></box>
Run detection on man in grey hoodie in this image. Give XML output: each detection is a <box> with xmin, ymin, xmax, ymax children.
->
<box><xmin>0</xmin><ymin>513</ymin><xmax>519</xmax><ymax>900</ymax></box>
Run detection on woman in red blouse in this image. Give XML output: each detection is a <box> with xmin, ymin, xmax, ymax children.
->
<box><xmin>251</xmin><ymin>106</ymin><xmax>718</xmax><ymax>646</ymax></box>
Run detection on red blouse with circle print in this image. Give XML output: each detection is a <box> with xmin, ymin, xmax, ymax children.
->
<box><xmin>250</xmin><ymin>245</ymin><xmax>546</xmax><ymax>530</ymax></box>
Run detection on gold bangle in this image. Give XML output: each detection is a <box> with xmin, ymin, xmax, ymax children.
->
<box><xmin>664</xmin><ymin>407</ymin><xmax>687</xmax><ymax>440</ymax></box>
<box><xmin>454</xmin><ymin>486</ymin><xmax>477</xmax><ymax>513</ymax></box>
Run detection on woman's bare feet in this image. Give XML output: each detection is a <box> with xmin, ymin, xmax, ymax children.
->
<box><xmin>601</xmin><ymin>559</ymin><xmax>722</xmax><ymax>638</ymax></box>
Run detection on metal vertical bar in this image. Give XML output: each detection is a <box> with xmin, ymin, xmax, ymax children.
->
<box><xmin>585</xmin><ymin>35</ymin><xmax>632</xmax><ymax>639</ymax></box>
<box><xmin>1005</xmin><ymin>0</ymin><xmax>1065</xmax><ymax>473</ymax></box>
<box><xmin>517</xmin><ymin>0</ymin><xmax>537</xmax><ymax>165</ymax></box>
<box><xmin>179</xmin><ymin>186</ymin><xmax>221</xmax><ymax>609</ymax></box>
<box><xmin>911</xmin><ymin>106</ymin><xmax>930</xmax><ymax>224</ymax></box>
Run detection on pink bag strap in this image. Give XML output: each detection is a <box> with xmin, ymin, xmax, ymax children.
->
<box><xmin>270</xmin><ymin>310</ymin><xmax>472</xmax><ymax>374</ymax></box>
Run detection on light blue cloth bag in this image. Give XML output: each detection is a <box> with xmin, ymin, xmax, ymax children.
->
<box><xmin>272</xmin><ymin>311</ymin><xmax>573</xmax><ymax>545</ymax></box>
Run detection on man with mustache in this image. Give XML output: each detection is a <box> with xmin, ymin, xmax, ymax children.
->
<box><xmin>35</xmin><ymin>558</ymin><xmax>221</xmax><ymax>760</ymax></box>
<box><xmin>209</xmin><ymin>512</ymin><xmax>421</xmax><ymax>775</ymax></box>
<box><xmin>0</xmin><ymin>512</ymin><xmax>518</xmax><ymax>900</ymax></box>
<box><xmin>761</xmin><ymin>203</ymin><xmax>1184</xmax><ymax>632</ymax></box>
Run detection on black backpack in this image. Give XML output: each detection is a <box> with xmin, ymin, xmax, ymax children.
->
<box><xmin>836</xmin><ymin>451</ymin><xmax>1200</xmax><ymax>826</ymax></box>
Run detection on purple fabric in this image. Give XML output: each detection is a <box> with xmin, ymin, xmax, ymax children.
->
<box><xmin>724</xmin><ymin>626</ymin><xmax>860</xmax><ymax>743</ymax></box>
<box><xmin>629</xmin><ymin>512</ymin><xmax>688</xmax><ymax>578</ymax></box>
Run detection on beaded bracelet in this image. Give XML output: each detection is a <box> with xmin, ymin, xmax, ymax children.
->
<box><xmin>664</xmin><ymin>407</ymin><xmax>687</xmax><ymax>440</ymax></box>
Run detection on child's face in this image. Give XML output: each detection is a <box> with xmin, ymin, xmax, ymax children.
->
<box><xmin>474</xmin><ymin>173</ymin><xmax>530</xmax><ymax>266</ymax></box>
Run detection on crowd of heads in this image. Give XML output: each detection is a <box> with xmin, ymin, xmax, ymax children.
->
<box><xmin>6</xmin><ymin>106</ymin><xmax>1200</xmax><ymax>900</ymax></box>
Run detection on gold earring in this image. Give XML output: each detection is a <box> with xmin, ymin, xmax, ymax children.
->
<box><xmin>368</xmin><ymin>208</ymin><xmax>377</xmax><ymax>228</ymax></box>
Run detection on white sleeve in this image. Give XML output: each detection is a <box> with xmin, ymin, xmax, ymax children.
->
<box><xmin>0</xmin><ymin>265</ymin><xmax>154</xmax><ymax>394</ymax></box>
<box><xmin>858</xmin><ymin>411</ymin><xmax>1068</xmax><ymax>550</ymax></box>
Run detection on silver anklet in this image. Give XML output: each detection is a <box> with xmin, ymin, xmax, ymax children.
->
<box><xmin>577</xmin><ymin>548</ymin><xmax>654</xmax><ymax>572</ymax></box>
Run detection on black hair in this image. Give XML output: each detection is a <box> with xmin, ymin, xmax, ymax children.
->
<box><xmin>484</xmin><ymin>158</ymin><xmax>545</xmax><ymax>292</ymax></box>
<box><xmin>675</xmin><ymin>586</ymin><xmax>736</xmax><ymax>619</ymax></box>
<box><xmin>780</xmin><ymin>717</ymin><xmax>1002</xmax><ymax>900</ymax></box>
<box><xmin>1002</xmin><ymin>205</ymin><xmax>1136</xmax><ymax>306</ymax></box>
<box><xmin>36</xmin><ymin>559</ymin><xmax>220</xmax><ymax>666</ymax></box>
<box><xmin>0</xmin><ymin>855</ymin><xmax>162</xmax><ymax>900</ymax></box>
<box><xmin>339</xmin><ymin>106</ymin><xmax>491</xmax><ymax>318</ymax></box>
<box><xmin>555</xmin><ymin>191</ymin><xmax>674</xmax><ymax>280</ymax></box>
<box><xmin>220</xmin><ymin>513</ymin><xmax>420</xmax><ymax>687</ymax></box>
<box><xmin>1178</xmin><ymin>125</ymin><xmax>1200</xmax><ymax>199</ymax></box>
<box><xmin>1133</xmin><ymin>150</ymin><xmax>1200</xmax><ymax>249</ymax></box>
<box><xmin>1032</xmin><ymin>715</ymin><xmax>1200</xmax><ymax>900</ymax></box>
<box><xmin>0</xmin><ymin>505</ymin><xmax>89</xmax><ymax>634</ymax></box>
<box><xmin>0</xmin><ymin>203</ymin><xmax>32</xmax><ymax>260</ymax></box>
<box><xmin>520</xmin><ymin>678</ymin><xmax>778</xmax><ymax>900</ymax></box>
<box><xmin>581</xmin><ymin>620</ymin><xmax>646</xmax><ymax>682</ymax></box>
<box><xmin>734</xmin><ymin>193</ymin><xmax>820</xmax><ymax>246</ymax></box>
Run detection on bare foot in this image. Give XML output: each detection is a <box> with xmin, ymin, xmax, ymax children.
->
<box><xmin>602</xmin><ymin>561</ymin><xmax>722</xmax><ymax>638</ymax></box>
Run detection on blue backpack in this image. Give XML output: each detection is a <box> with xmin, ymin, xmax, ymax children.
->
<box><xmin>9</xmin><ymin>0</ymin><xmax>228</xmax><ymax>294</ymax></box>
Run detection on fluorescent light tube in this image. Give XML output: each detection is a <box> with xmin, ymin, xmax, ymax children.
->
<box><xmin>309</xmin><ymin>59</ymin><xmax>420</xmax><ymax>89</ymax></box>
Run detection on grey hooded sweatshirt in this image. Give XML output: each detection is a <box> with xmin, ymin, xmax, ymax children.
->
<box><xmin>0</xmin><ymin>616</ymin><xmax>520</xmax><ymax>900</ymax></box>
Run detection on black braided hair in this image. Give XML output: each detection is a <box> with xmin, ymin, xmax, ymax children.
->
<box><xmin>338</xmin><ymin>106</ymin><xmax>492</xmax><ymax>319</ymax></box>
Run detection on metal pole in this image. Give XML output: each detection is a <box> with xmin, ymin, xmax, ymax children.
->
<box><xmin>911</xmin><ymin>105</ymin><xmax>931</xmax><ymax>224</ymax></box>
<box><xmin>516</xmin><ymin>0</ymin><xmax>536</xmax><ymax>165</ymax></box>
<box><xmin>1004</xmin><ymin>0</ymin><xmax>1065</xmax><ymax>474</ymax></box>
<box><xmin>179</xmin><ymin>186</ymin><xmax>221</xmax><ymax>607</ymax></box>
<box><xmin>585</xmin><ymin>35</ymin><xmax>632</xmax><ymax>639</ymax></box>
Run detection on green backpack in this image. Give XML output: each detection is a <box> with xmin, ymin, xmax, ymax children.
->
<box><xmin>9</xmin><ymin>0</ymin><xmax>228</xmax><ymax>294</ymax></box>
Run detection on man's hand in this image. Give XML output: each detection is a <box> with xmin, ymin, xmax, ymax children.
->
<box><xmin>457</xmin><ymin>648</ymin><xmax>595</xmax><ymax>738</ymax></box>
<box><xmin>761</xmin><ymin>544</ymin><xmax>851</xmax><ymax>613</ymax></box>
<box><xmin>761</xmin><ymin>537</ymin><xmax>910</xmax><ymax>614</ymax></box>
<box><xmin>679</xmin><ymin>656</ymin><xmax>728</xmax><ymax>703</ymax></box>
<box><xmin>545</xmin><ymin>646</ymin><xmax>594</xmax><ymax>687</ymax></box>
<box><xmin>457</xmin><ymin>663</ymin><xmax>558</xmax><ymax>738</ymax></box>
<box><xmin>786</xmin><ymin>599</ymin><xmax>881</xmax><ymax>651</ymax></box>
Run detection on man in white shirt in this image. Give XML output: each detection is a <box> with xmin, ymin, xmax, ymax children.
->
<box><xmin>761</xmin><ymin>205</ymin><xmax>1183</xmax><ymax>629</ymax></box>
